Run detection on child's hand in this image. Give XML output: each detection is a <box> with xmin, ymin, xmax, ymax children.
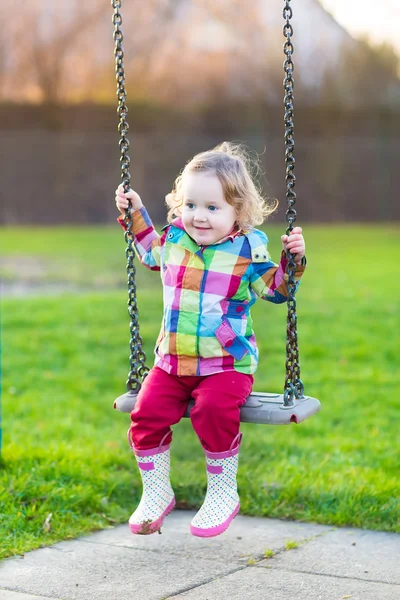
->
<box><xmin>281</xmin><ymin>227</ymin><xmax>305</xmax><ymax>264</ymax></box>
<box><xmin>115</xmin><ymin>184</ymin><xmax>143</xmax><ymax>214</ymax></box>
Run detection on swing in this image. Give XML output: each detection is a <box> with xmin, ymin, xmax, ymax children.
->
<box><xmin>111</xmin><ymin>0</ymin><xmax>321</xmax><ymax>425</ymax></box>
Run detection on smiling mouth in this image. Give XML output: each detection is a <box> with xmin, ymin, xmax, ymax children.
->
<box><xmin>194</xmin><ymin>226</ymin><xmax>211</xmax><ymax>230</ymax></box>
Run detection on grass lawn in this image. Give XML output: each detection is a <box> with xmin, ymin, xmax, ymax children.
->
<box><xmin>1</xmin><ymin>224</ymin><xmax>399</xmax><ymax>559</ymax></box>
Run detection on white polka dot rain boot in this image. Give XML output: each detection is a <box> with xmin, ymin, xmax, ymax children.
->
<box><xmin>128</xmin><ymin>431</ymin><xmax>175</xmax><ymax>535</ymax></box>
<box><xmin>190</xmin><ymin>434</ymin><xmax>242</xmax><ymax>538</ymax></box>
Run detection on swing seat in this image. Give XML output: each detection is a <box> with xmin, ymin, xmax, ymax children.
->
<box><xmin>113</xmin><ymin>391</ymin><xmax>320</xmax><ymax>425</ymax></box>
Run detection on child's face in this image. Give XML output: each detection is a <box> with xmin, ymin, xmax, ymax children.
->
<box><xmin>181</xmin><ymin>171</ymin><xmax>237</xmax><ymax>246</ymax></box>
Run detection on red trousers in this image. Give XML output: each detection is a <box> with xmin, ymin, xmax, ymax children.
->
<box><xmin>129</xmin><ymin>366</ymin><xmax>254</xmax><ymax>452</ymax></box>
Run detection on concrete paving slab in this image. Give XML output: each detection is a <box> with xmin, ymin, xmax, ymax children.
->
<box><xmin>0</xmin><ymin>537</ymin><xmax>238</xmax><ymax>600</ymax></box>
<box><xmin>0</xmin><ymin>593</ymin><xmax>58</xmax><ymax>600</ymax></box>
<box><xmin>79</xmin><ymin>511</ymin><xmax>333</xmax><ymax>563</ymax></box>
<box><xmin>1</xmin><ymin>513</ymin><xmax>399</xmax><ymax>600</ymax></box>
<box><xmin>0</xmin><ymin>512</ymin><xmax>333</xmax><ymax>600</ymax></box>
<box><xmin>261</xmin><ymin>526</ymin><xmax>400</xmax><ymax>585</ymax></box>
<box><xmin>167</xmin><ymin>567</ymin><xmax>400</xmax><ymax>600</ymax></box>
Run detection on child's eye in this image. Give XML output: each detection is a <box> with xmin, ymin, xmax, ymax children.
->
<box><xmin>208</xmin><ymin>205</ymin><xmax>218</xmax><ymax>212</ymax></box>
<box><xmin>185</xmin><ymin>202</ymin><xmax>195</xmax><ymax>209</ymax></box>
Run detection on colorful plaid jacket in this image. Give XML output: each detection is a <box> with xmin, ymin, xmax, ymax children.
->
<box><xmin>118</xmin><ymin>207</ymin><xmax>306</xmax><ymax>377</ymax></box>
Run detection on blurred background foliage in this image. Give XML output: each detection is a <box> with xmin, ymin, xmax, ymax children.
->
<box><xmin>0</xmin><ymin>0</ymin><xmax>398</xmax><ymax>225</ymax></box>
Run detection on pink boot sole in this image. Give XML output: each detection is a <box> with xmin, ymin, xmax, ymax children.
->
<box><xmin>129</xmin><ymin>498</ymin><xmax>176</xmax><ymax>535</ymax></box>
<box><xmin>190</xmin><ymin>502</ymin><xmax>240</xmax><ymax>538</ymax></box>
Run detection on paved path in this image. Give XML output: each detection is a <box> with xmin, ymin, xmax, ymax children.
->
<box><xmin>1</xmin><ymin>511</ymin><xmax>399</xmax><ymax>599</ymax></box>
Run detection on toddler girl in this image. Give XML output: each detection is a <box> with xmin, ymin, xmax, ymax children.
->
<box><xmin>115</xmin><ymin>142</ymin><xmax>306</xmax><ymax>538</ymax></box>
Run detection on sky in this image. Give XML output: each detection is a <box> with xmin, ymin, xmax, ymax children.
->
<box><xmin>319</xmin><ymin>0</ymin><xmax>399</xmax><ymax>54</ymax></box>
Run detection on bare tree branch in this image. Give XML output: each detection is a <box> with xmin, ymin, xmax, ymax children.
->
<box><xmin>9</xmin><ymin>0</ymin><xmax>109</xmax><ymax>104</ymax></box>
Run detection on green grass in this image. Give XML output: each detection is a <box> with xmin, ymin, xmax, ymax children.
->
<box><xmin>1</xmin><ymin>224</ymin><xmax>399</xmax><ymax>559</ymax></box>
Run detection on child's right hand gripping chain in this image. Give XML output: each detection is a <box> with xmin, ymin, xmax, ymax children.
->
<box><xmin>115</xmin><ymin>183</ymin><xmax>143</xmax><ymax>214</ymax></box>
<box><xmin>281</xmin><ymin>226</ymin><xmax>305</xmax><ymax>264</ymax></box>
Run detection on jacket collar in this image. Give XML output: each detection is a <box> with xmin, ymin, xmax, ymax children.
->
<box><xmin>167</xmin><ymin>217</ymin><xmax>243</xmax><ymax>246</ymax></box>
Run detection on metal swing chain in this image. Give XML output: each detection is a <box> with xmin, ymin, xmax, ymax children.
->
<box><xmin>283</xmin><ymin>0</ymin><xmax>304</xmax><ymax>406</ymax></box>
<box><xmin>112</xmin><ymin>0</ymin><xmax>148</xmax><ymax>393</ymax></box>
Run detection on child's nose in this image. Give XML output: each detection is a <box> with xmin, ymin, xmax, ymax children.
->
<box><xmin>194</xmin><ymin>209</ymin><xmax>207</xmax><ymax>221</ymax></box>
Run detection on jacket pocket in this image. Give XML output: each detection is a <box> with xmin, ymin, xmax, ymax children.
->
<box><xmin>215</xmin><ymin>319</ymin><xmax>249</xmax><ymax>361</ymax></box>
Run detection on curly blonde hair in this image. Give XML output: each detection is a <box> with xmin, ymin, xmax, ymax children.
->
<box><xmin>165</xmin><ymin>142</ymin><xmax>278</xmax><ymax>231</ymax></box>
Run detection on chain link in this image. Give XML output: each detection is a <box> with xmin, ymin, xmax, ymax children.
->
<box><xmin>112</xmin><ymin>0</ymin><xmax>303</xmax><ymax>401</ymax></box>
<box><xmin>283</xmin><ymin>0</ymin><xmax>304</xmax><ymax>405</ymax></box>
<box><xmin>112</xmin><ymin>0</ymin><xmax>148</xmax><ymax>393</ymax></box>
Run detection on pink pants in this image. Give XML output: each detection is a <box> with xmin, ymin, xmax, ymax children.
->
<box><xmin>129</xmin><ymin>366</ymin><xmax>254</xmax><ymax>452</ymax></box>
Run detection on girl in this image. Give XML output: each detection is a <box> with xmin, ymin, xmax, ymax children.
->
<box><xmin>115</xmin><ymin>142</ymin><xmax>306</xmax><ymax>538</ymax></box>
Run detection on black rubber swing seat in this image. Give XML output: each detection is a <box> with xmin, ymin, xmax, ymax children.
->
<box><xmin>113</xmin><ymin>391</ymin><xmax>321</xmax><ymax>425</ymax></box>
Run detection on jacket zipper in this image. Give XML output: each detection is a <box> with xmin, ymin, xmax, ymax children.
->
<box><xmin>196</xmin><ymin>247</ymin><xmax>206</xmax><ymax>374</ymax></box>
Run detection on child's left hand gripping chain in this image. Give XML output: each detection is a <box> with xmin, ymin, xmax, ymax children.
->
<box><xmin>115</xmin><ymin>184</ymin><xmax>143</xmax><ymax>214</ymax></box>
<box><xmin>281</xmin><ymin>226</ymin><xmax>305</xmax><ymax>264</ymax></box>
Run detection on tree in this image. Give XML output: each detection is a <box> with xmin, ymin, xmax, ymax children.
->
<box><xmin>8</xmin><ymin>0</ymin><xmax>109</xmax><ymax>105</ymax></box>
<box><xmin>2</xmin><ymin>0</ymin><xmax>187</xmax><ymax>104</ymax></box>
<box><xmin>321</xmin><ymin>37</ymin><xmax>400</xmax><ymax>108</ymax></box>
